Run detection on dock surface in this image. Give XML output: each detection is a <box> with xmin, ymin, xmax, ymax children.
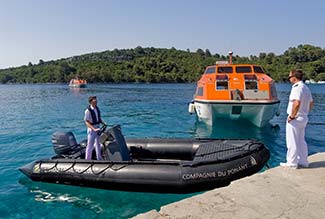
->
<box><xmin>133</xmin><ymin>153</ymin><xmax>325</xmax><ymax>219</ymax></box>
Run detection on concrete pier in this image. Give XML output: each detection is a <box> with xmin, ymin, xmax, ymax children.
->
<box><xmin>133</xmin><ymin>153</ymin><xmax>325</xmax><ymax>219</ymax></box>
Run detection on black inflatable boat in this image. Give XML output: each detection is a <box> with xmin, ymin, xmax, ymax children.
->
<box><xmin>20</xmin><ymin>125</ymin><xmax>270</xmax><ymax>193</ymax></box>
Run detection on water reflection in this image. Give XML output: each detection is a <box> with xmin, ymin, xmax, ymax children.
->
<box><xmin>193</xmin><ymin>119</ymin><xmax>280</xmax><ymax>140</ymax></box>
<box><xmin>18</xmin><ymin>177</ymin><xmax>194</xmax><ymax>219</ymax></box>
<box><xmin>19</xmin><ymin>178</ymin><xmax>103</xmax><ymax>213</ymax></box>
<box><xmin>69</xmin><ymin>87</ymin><xmax>89</xmax><ymax>94</ymax></box>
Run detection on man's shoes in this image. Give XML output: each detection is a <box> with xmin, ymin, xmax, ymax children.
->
<box><xmin>298</xmin><ymin>163</ymin><xmax>309</xmax><ymax>168</ymax></box>
<box><xmin>280</xmin><ymin>162</ymin><xmax>298</xmax><ymax>169</ymax></box>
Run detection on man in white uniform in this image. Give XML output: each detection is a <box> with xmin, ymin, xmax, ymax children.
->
<box><xmin>281</xmin><ymin>69</ymin><xmax>313</xmax><ymax>169</ymax></box>
<box><xmin>84</xmin><ymin>96</ymin><xmax>105</xmax><ymax>160</ymax></box>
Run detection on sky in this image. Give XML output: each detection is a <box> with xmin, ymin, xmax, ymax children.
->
<box><xmin>1</xmin><ymin>0</ymin><xmax>325</xmax><ymax>69</ymax></box>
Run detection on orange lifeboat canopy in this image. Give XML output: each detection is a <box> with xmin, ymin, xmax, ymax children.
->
<box><xmin>69</xmin><ymin>78</ymin><xmax>87</xmax><ymax>88</ymax></box>
<box><xmin>194</xmin><ymin>62</ymin><xmax>278</xmax><ymax>101</ymax></box>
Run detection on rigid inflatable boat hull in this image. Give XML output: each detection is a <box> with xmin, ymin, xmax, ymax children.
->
<box><xmin>20</xmin><ymin>139</ymin><xmax>269</xmax><ymax>193</ymax></box>
<box><xmin>20</xmin><ymin>126</ymin><xmax>270</xmax><ymax>193</ymax></box>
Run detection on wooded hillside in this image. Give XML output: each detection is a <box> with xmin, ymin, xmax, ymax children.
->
<box><xmin>1</xmin><ymin>44</ymin><xmax>325</xmax><ymax>84</ymax></box>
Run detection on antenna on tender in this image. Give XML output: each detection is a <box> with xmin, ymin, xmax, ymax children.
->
<box><xmin>228</xmin><ymin>51</ymin><xmax>233</xmax><ymax>64</ymax></box>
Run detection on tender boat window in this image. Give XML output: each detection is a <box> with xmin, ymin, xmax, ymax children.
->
<box><xmin>216</xmin><ymin>75</ymin><xmax>228</xmax><ymax>90</ymax></box>
<box><xmin>217</xmin><ymin>67</ymin><xmax>233</xmax><ymax>73</ymax></box>
<box><xmin>253</xmin><ymin>66</ymin><xmax>264</xmax><ymax>73</ymax></box>
<box><xmin>205</xmin><ymin>67</ymin><xmax>216</xmax><ymax>74</ymax></box>
<box><xmin>244</xmin><ymin>74</ymin><xmax>258</xmax><ymax>89</ymax></box>
<box><xmin>270</xmin><ymin>83</ymin><xmax>277</xmax><ymax>98</ymax></box>
<box><xmin>196</xmin><ymin>87</ymin><xmax>204</xmax><ymax>96</ymax></box>
<box><xmin>236</xmin><ymin>66</ymin><xmax>252</xmax><ymax>73</ymax></box>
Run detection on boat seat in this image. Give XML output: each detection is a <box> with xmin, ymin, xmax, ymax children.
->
<box><xmin>102</xmin><ymin>125</ymin><xmax>131</xmax><ymax>162</ymax></box>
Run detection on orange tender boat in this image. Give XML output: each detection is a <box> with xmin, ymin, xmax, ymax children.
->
<box><xmin>189</xmin><ymin>52</ymin><xmax>280</xmax><ymax>127</ymax></box>
<box><xmin>69</xmin><ymin>79</ymin><xmax>87</xmax><ymax>88</ymax></box>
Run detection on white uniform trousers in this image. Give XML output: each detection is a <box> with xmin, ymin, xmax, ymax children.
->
<box><xmin>85</xmin><ymin>128</ymin><xmax>102</xmax><ymax>160</ymax></box>
<box><xmin>286</xmin><ymin>115</ymin><xmax>309</xmax><ymax>166</ymax></box>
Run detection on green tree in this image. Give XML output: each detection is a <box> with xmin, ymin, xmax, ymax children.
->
<box><xmin>315</xmin><ymin>73</ymin><xmax>325</xmax><ymax>81</ymax></box>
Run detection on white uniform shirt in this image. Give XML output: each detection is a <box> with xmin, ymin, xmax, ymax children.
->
<box><xmin>287</xmin><ymin>81</ymin><xmax>313</xmax><ymax>116</ymax></box>
<box><xmin>84</xmin><ymin>106</ymin><xmax>100</xmax><ymax>128</ymax></box>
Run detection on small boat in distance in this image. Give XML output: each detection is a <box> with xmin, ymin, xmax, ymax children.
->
<box><xmin>69</xmin><ymin>78</ymin><xmax>87</xmax><ymax>88</ymax></box>
<box><xmin>189</xmin><ymin>51</ymin><xmax>280</xmax><ymax>127</ymax></box>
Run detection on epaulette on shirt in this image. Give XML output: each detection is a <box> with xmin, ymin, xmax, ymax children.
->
<box><xmin>293</xmin><ymin>84</ymin><xmax>299</xmax><ymax>87</ymax></box>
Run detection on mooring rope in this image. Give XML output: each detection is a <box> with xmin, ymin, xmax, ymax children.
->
<box><xmin>40</xmin><ymin>159</ymin><xmax>129</xmax><ymax>175</ymax></box>
<box><xmin>40</xmin><ymin>160</ymin><xmax>59</xmax><ymax>172</ymax></box>
<box><xmin>90</xmin><ymin>163</ymin><xmax>113</xmax><ymax>175</ymax></box>
<box><xmin>72</xmin><ymin>161</ymin><xmax>93</xmax><ymax>174</ymax></box>
<box><xmin>60</xmin><ymin>161</ymin><xmax>76</xmax><ymax>172</ymax></box>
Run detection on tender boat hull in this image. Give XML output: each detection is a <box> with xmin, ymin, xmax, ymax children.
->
<box><xmin>20</xmin><ymin>134</ymin><xmax>270</xmax><ymax>193</ymax></box>
<box><xmin>194</xmin><ymin>100</ymin><xmax>280</xmax><ymax>127</ymax></box>
<box><xmin>69</xmin><ymin>84</ymin><xmax>87</xmax><ymax>88</ymax></box>
<box><xmin>190</xmin><ymin>61</ymin><xmax>281</xmax><ymax>127</ymax></box>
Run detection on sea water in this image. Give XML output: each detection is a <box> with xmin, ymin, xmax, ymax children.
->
<box><xmin>0</xmin><ymin>83</ymin><xmax>324</xmax><ymax>219</ymax></box>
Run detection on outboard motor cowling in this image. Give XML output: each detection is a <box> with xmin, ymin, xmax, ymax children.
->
<box><xmin>52</xmin><ymin>131</ymin><xmax>78</xmax><ymax>155</ymax></box>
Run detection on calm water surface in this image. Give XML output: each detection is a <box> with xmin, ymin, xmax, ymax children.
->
<box><xmin>0</xmin><ymin>83</ymin><xmax>324</xmax><ymax>219</ymax></box>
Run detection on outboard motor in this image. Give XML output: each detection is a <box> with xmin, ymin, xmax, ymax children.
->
<box><xmin>52</xmin><ymin>131</ymin><xmax>78</xmax><ymax>156</ymax></box>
